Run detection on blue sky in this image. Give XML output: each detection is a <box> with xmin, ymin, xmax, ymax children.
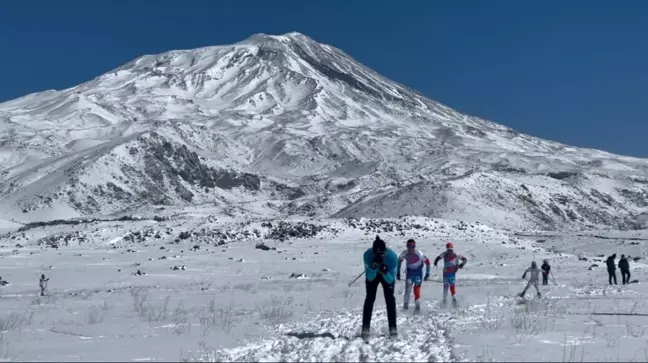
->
<box><xmin>1</xmin><ymin>1</ymin><xmax>647</xmax><ymax>157</ymax></box>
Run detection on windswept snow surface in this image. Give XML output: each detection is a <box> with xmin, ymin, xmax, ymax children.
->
<box><xmin>1</xmin><ymin>214</ymin><xmax>648</xmax><ymax>361</ymax></box>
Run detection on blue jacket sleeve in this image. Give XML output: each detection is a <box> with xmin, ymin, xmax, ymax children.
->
<box><xmin>364</xmin><ymin>249</ymin><xmax>376</xmax><ymax>273</ymax></box>
<box><xmin>384</xmin><ymin>249</ymin><xmax>399</xmax><ymax>281</ymax></box>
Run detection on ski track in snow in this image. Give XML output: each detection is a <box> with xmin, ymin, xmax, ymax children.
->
<box><xmin>202</xmin><ymin>309</ymin><xmax>457</xmax><ymax>362</ymax></box>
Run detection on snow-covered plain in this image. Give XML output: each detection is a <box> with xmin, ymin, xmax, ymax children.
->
<box><xmin>1</xmin><ymin>214</ymin><xmax>648</xmax><ymax>362</ymax></box>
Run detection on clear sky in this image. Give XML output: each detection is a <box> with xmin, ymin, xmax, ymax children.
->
<box><xmin>1</xmin><ymin>1</ymin><xmax>647</xmax><ymax>157</ymax></box>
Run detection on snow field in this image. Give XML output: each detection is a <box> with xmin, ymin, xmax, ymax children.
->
<box><xmin>0</xmin><ymin>216</ymin><xmax>646</xmax><ymax>361</ymax></box>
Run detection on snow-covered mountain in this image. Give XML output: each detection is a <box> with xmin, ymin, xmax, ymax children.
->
<box><xmin>1</xmin><ymin>32</ymin><xmax>648</xmax><ymax>230</ymax></box>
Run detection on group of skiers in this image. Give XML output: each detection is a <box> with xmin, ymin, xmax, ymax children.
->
<box><xmin>359</xmin><ymin>236</ymin><xmax>563</xmax><ymax>338</ymax></box>
<box><xmin>360</xmin><ymin>236</ymin><xmax>467</xmax><ymax>339</ymax></box>
<box><xmin>606</xmin><ymin>254</ymin><xmax>633</xmax><ymax>285</ymax></box>
<box><xmin>360</xmin><ymin>235</ymin><xmax>639</xmax><ymax>338</ymax></box>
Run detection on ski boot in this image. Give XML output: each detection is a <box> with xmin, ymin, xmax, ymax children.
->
<box><xmin>537</xmin><ymin>292</ymin><xmax>542</xmax><ymax>298</ymax></box>
<box><xmin>440</xmin><ymin>299</ymin><xmax>447</xmax><ymax>308</ymax></box>
<box><xmin>517</xmin><ymin>292</ymin><xmax>525</xmax><ymax>298</ymax></box>
<box><xmin>389</xmin><ymin>327</ymin><xmax>398</xmax><ymax>338</ymax></box>
<box><xmin>452</xmin><ymin>297</ymin><xmax>458</xmax><ymax>308</ymax></box>
<box><xmin>403</xmin><ymin>302</ymin><xmax>409</xmax><ymax>310</ymax></box>
<box><xmin>414</xmin><ymin>300</ymin><xmax>421</xmax><ymax>313</ymax></box>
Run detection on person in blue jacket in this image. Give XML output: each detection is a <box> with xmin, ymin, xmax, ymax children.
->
<box><xmin>362</xmin><ymin>235</ymin><xmax>399</xmax><ymax>338</ymax></box>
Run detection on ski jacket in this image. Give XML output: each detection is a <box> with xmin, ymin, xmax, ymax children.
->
<box><xmin>606</xmin><ymin>257</ymin><xmax>616</xmax><ymax>271</ymax></box>
<box><xmin>398</xmin><ymin>249</ymin><xmax>431</xmax><ymax>276</ymax></box>
<box><xmin>618</xmin><ymin>258</ymin><xmax>630</xmax><ymax>271</ymax></box>
<box><xmin>523</xmin><ymin>267</ymin><xmax>541</xmax><ymax>283</ymax></box>
<box><xmin>363</xmin><ymin>247</ymin><xmax>398</xmax><ymax>284</ymax></box>
<box><xmin>541</xmin><ymin>263</ymin><xmax>550</xmax><ymax>275</ymax></box>
<box><xmin>39</xmin><ymin>278</ymin><xmax>49</xmax><ymax>289</ymax></box>
<box><xmin>433</xmin><ymin>250</ymin><xmax>467</xmax><ymax>276</ymax></box>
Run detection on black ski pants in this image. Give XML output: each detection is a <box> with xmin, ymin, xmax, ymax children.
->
<box><xmin>362</xmin><ymin>274</ymin><xmax>397</xmax><ymax>331</ymax></box>
<box><xmin>542</xmin><ymin>273</ymin><xmax>549</xmax><ymax>286</ymax></box>
<box><xmin>621</xmin><ymin>269</ymin><xmax>631</xmax><ymax>284</ymax></box>
<box><xmin>608</xmin><ymin>269</ymin><xmax>617</xmax><ymax>285</ymax></box>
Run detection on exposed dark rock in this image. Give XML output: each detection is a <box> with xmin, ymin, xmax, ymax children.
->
<box><xmin>289</xmin><ymin>273</ymin><xmax>308</xmax><ymax>279</ymax></box>
<box><xmin>255</xmin><ymin>242</ymin><xmax>272</xmax><ymax>251</ymax></box>
<box><xmin>547</xmin><ymin>171</ymin><xmax>577</xmax><ymax>180</ymax></box>
<box><xmin>265</xmin><ymin>221</ymin><xmax>333</xmax><ymax>241</ymax></box>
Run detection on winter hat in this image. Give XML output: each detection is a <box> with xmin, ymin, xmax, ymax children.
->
<box><xmin>373</xmin><ymin>236</ymin><xmax>386</xmax><ymax>253</ymax></box>
<box><xmin>446</xmin><ymin>242</ymin><xmax>454</xmax><ymax>249</ymax></box>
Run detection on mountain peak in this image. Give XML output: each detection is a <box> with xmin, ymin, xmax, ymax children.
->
<box><xmin>238</xmin><ymin>31</ymin><xmax>317</xmax><ymax>47</ymax></box>
<box><xmin>1</xmin><ymin>31</ymin><xmax>648</xmax><ymax>230</ymax></box>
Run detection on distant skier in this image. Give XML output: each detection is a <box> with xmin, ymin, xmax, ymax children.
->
<box><xmin>433</xmin><ymin>242</ymin><xmax>467</xmax><ymax>308</ymax></box>
<box><xmin>606</xmin><ymin>254</ymin><xmax>617</xmax><ymax>285</ymax></box>
<box><xmin>519</xmin><ymin>261</ymin><xmax>542</xmax><ymax>298</ymax></box>
<box><xmin>619</xmin><ymin>255</ymin><xmax>631</xmax><ymax>285</ymax></box>
<box><xmin>39</xmin><ymin>274</ymin><xmax>49</xmax><ymax>296</ymax></box>
<box><xmin>397</xmin><ymin>239</ymin><xmax>431</xmax><ymax>313</ymax></box>
<box><xmin>541</xmin><ymin>260</ymin><xmax>551</xmax><ymax>286</ymax></box>
<box><xmin>362</xmin><ymin>236</ymin><xmax>399</xmax><ymax>339</ymax></box>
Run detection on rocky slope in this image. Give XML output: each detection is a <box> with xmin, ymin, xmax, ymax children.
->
<box><xmin>1</xmin><ymin>32</ymin><xmax>647</xmax><ymax>230</ymax></box>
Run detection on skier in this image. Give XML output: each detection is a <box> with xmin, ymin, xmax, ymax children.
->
<box><xmin>362</xmin><ymin>236</ymin><xmax>399</xmax><ymax>339</ymax></box>
<box><xmin>519</xmin><ymin>261</ymin><xmax>542</xmax><ymax>298</ymax></box>
<box><xmin>397</xmin><ymin>239</ymin><xmax>431</xmax><ymax>313</ymax></box>
<box><xmin>606</xmin><ymin>254</ymin><xmax>617</xmax><ymax>285</ymax></box>
<box><xmin>541</xmin><ymin>259</ymin><xmax>551</xmax><ymax>286</ymax></box>
<box><xmin>433</xmin><ymin>242</ymin><xmax>467</xmax><ymax>308</ymax></box>
<box><xmin>39</xmin><ymin>274</ymin><xmax>49</xmax><ymax>296</ymax></box>
<box><xmin>619</xmin><ymin>255</ymin><xmax>631</xmax><ymax>284</ymax></box>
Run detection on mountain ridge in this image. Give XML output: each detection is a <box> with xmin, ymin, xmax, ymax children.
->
<box><xmin>1</xmin><ymin>32</ymin><xmax>647</xmax><ymax>231</ymax></box>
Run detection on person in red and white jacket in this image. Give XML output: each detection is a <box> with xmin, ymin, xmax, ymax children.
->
<box><xmin>433</xmin><ymin>242</ymin><xmax>467</xmax><ymax>308</ymax></box>
<box><xmin>397</xmin><ymin>239</ymin><xmax>431</xmax><ymax>313</ymax></box>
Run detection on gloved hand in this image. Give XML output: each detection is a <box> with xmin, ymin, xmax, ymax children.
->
<box><xmin>424</xmin><ymin>274</ymin><xmax>430</xmax><ymax>281</ymax></box>
<box><xmin>433</xmin><ymin>262</ymin><xmax>438</xmax><ymax>267</ymax></box>
<box><xmin>379</xmin><ymin>264</ymin><xmax>388</xmax><ymax>273</ymax></box>
<box><xmin>371</xmin><ymin>262</ymin><xmax>379</xmax><ymax>269</ymax></box>
<box><xmin>458</xmin><ymin>264</ymin><xmax>464</xmax><ymax>269</ymax></box>
<box><xmin>397</xmin><ymin>273</ymin><xmax>401</xmax><ymax>280</ymax></box>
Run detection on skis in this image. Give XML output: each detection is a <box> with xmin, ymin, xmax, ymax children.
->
<box><xmin>358</xmin><ymin>332</ymin><xmax>397</xmax><ymax>344</ymax></box>
<box><xmin>438</xmin><ymin>301</ymin><xmax>459</xmax><ymax>309</ymax></box>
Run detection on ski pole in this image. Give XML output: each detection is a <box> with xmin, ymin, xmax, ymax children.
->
<box><xmin>550</xmin><ymin>271</ymin><xmax>558</xmax><ymax>286</ymax></box>
<box><xmin>348</xmin><ymin>271</ymin><xmax>365</xmax><ymax>287</ymax></box>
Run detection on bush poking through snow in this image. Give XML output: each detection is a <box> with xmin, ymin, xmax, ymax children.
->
<box><xmin>130</xmin><ymin>288</ymin><xmax>151</xmax><ymax>318</ymax></box>
<box><xmin>0</xmin><ymin>311</ymin><xmax>33</xmax><ymax>332</ymax></box>
<box><xmin>197</xmin><ymin>300</ymin><xmax>238</xmax><ymax>336</ymax></box>
<box><xmin>259</xmin><ymin>295</ymin><xmax>295</xmax><ymax>325</ymax></box>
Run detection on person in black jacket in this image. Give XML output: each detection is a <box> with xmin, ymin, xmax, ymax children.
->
<box><xmin>541</xmin><ymin>260</ymin><xmax>551</xmax><ymax>286</ymax></box>
<box><xmin>606</xmin><ymin>254</ymin><xmax>617</xmax><ymax>285</ymax></box>
<box><xmin>619</xmin><ymin>255</ymin><xmax>631</xmax><ymax>284</ymax></box>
